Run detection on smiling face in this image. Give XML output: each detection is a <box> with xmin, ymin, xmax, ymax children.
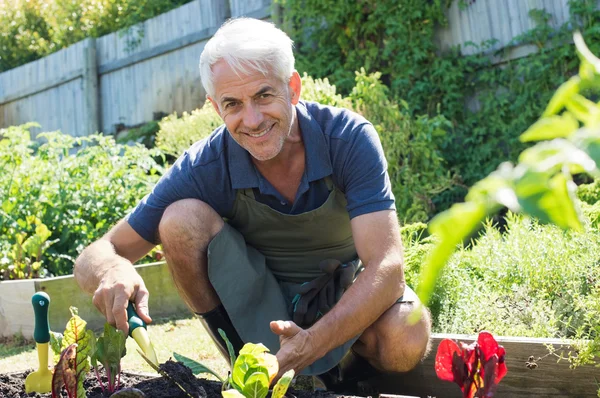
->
<box><xmin>207</xmin><ymin>59</ymin><xmax>302</xmax><ymax>163</ymax></box>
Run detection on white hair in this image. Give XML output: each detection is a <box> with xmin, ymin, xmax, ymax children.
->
<box><xmin>199</xmin><ymin>18</ymin><xmax>295</xmax><ymax>98</ymax></box>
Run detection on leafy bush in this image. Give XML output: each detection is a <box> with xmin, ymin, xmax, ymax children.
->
<box><xmin>277</xmin><ymin>0</ymin><xmax>600</xmax><ymax>211</ymax></box>
<box><xmin>577</xmin><ymin>179</ymin><xmax>600</xmax><ymax>205</ymax></box>
<box><xmin>155</xmin><ymin>102</ymin><xmax>222</xmax><ymax>158</ymax></box>
<box><xmin>402</xmin><ymin>212</ymin><xmax>600</xmax><ymax>340</ymax></box>
<box><xmin>0</xmin><ymin>0</ymin><xmax>193</xmax><ymax>72</ymax></box>
<box><xmin>156</xmin><ymin>72</ymin><xmax>454</xmax><ymax>222</ymax></box>
<box><xmin>0</xmin><ymin>123</ymin><xmax>164</xmax><ymax>279</ymax></box>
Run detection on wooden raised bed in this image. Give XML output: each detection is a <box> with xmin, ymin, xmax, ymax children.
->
<box><xmin>0</xmin><ymin>264</ymin><xmax>598</xmax><ymax>396</ymax></box>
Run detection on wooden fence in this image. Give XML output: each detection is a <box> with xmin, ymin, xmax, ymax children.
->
<box><xmin>0</xmin><ymin>0</ymin><xmax>584</xmax><ymax>138</ymax></box>
<box><xmin>0</xmin><ymin>0</ymin><xmax>270</xmax><ymax>138</ymax></box>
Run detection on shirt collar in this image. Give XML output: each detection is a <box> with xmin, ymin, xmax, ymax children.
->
<box><xmin>227</xmin><ymin>100</ymin><xmax>333</xmax><ymax>190</ymax></box>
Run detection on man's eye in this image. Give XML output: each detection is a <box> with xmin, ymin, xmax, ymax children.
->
<box><xmin>259</xmin><ymin>93</ymin><xmax>271</xmax><ymax>99</ymax></box>
<box><xmin>224</xmin><ymin>102</ymin><xmax>238</xmax><ymax>109</ymax></box>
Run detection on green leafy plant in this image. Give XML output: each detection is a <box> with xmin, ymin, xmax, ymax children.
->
<box><xmin>416</xmin><ymin>31</ymin><xmax>600</xmax><ymax>384</ymax></box>
<box><xmin>90</xmin><ymin>323</ymin><xmax>128</xmax><ymax>393</ymax></box>
<box><xmin>172</xmin><ymin>330</ymin><xmax>294</xmax><ymax>398</ymax></box>
<box><xmin>278</xmin><ymin>0</ymin><xmax>600</xmax><ymax>213</ymax></box>
<box><xmin>50</xmin><ymin>307</ymin><xmax>94</xmax><ymax>398</ymax></box>
<box><xmin>0</xmin><ymin>124</ymin><xmax>164</xmax><ymax>279</ymax></box>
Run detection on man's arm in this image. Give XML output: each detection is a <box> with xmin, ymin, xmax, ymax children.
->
<box><xmin>272</xmin><ymin>209</ymin><xmax>405</xmax><ymax>374</ymax></box>
<box><xmin>74</xmin><ymin>219</ymin><xmax>156</xmax><ymax>334</ymax></box>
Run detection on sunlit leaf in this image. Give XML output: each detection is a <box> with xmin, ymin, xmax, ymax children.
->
<box><xmin>542</xmin><ymin>76</ymin><xmax>581</xmax><ymax>117</ymax></box>
<box><xmin>520</xmin><ymin>113</ymin><xmax>578</xmax><ymax>142</ymax></box>
<box><xmin>222</xmin><ymin>389</ymin><xmax>245</xmax><ymax>398</ymax></box>
<box><xmin>417</xmin><ymin>202</ymin><xmax>487</xmax><ymax>305</ymax></box>
<box><xmin>517</xmin><ymin>172</ymin><xmax>582</xmax><ymax>231</ymax></box>
<box><xmin>242</xmin><ymin>371</ymin><xmax>269</xmax><ymax>398</ymax></box>
<box><xmin>272</xmin><ymin>369</ymin><xmax>295</xmax><ymax>398</ymax></box>
<box><xmin>564</xmin><ymin>94</ymin><xmax>600</xmax><ymax>127</ymax></box>
<box><xmin>173</xmin><ymin>352</ymin><xmax>224</xmax><ymax>382</ymax></box>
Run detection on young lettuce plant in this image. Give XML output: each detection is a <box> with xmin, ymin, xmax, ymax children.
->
<box><xmin>50</xmin><ymin>307</ymin><xmax>94</xmax><ymax>398</ymax></box>
<box><xmin>174</xmin><ymin>329</ymin><xmax>295</xmax><ymax>398</ymax></box>
<box><xmin>90</xmin><ymin>323</ymin><xmax>127</xmax><ymax>393</ymax></box>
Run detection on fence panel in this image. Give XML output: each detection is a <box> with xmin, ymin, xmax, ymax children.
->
<box><xmin>0</xmin><ymin>39</ymin><xmax>96</xmax><ymax>137</ymax></box>
<box><xmin>96</xmin><ymin>0</ymin><xmax>230</xmax><ymax>134</ymax></box>
<box><xmin>436</xmin><ymin>0</ymin><xmax>571</xmax><ymax>57</ymax></box>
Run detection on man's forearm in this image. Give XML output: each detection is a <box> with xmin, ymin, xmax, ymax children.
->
<box><xmin>307</xmin><ymin>257</ymin><xmax>405</xmax><ymax>358</ymax></box>
<box><xmin>74</xmin><ymin>239</ymin><xmax>134</xmax><ymax>294</ymax></box>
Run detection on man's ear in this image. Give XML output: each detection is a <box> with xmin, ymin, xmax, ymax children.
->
<box><xmin>207</xmin><ymin>95</ymin><xmax>223</xmax><ymax>118</ymax></box>
<box><xmin>288</xmin><ymin>71</ymin><xmax>302</xmax><ymax>105</ymax></box>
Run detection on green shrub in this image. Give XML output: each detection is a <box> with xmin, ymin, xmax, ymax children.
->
<box><xmin>155</xmin><ymin>102</ymin><xmax>222</xmax><ymax>158</ymax></box>
<box><xmin>0</xmin><ymin>0</ymin><xmax>193</xmax><ymax>72</ymax></box>
<box><xmin>577</xmin><ymin>179</ymin><xmax>600</xmax><ymax>205</ymax></box>
<box><xmin>0</xmin><ymin>124</ymin><xmax>164</xmax><ymax>279</ymax></box>
<box><xmin>278</xmin><ymin>0</ymin><xmax>600</xmax><ymax>212</ymax></box>
<box><xmin>156</xmin><ymin>72</ymin><xmax>454</xmax><ymax>222</ymax></box>
<box><xmin>401</xmin><ymin>211</ymin><xmax>600</xmax><ymax>339</ymax></box>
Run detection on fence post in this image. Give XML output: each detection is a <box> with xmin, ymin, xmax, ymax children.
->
<box><xmin>82</xmin><ymin>38</ymin><xmax>100</xmax><ymax>136</ymax></box>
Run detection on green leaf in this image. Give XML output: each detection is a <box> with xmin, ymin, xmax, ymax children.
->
<box><xmin>272</xmin><ymin>369</ymin><xmax>295</xmax><ymax>398</ymax></box>
<box><xmin>564</xmin><ymin>94</ymin><xmax>600</xmax><ymax>127</ymax></box>
<box><xmin>417</xmin><ymin>202</ymin><xmax>487</xmax><ymax>306</ymax></box>
<box><xmin>516</xmin><ymin>172</ymin><xmax>583</xmax><ymax>231</ymax></box>
<box><xmin>59</xmin><ymin>307</ymin><xmax>93</xmax><ymax>397</ymax></box>
<box><xmin>241</xmin><ymin>372</ymin><xmax>270</xmax><ymax>398</ymax></box>
<box><xmin>218</xmin><ymin>328</ymin><xmax>237</xmax><ymax>369</ymax></box>
<box><xmin>222</xmin><ymin>389</ymin><xmax>246</xmax><ymax>398</ymax></box>
<box><xmin>542</xmin><ymin>76</ymin><xmax>581</xmax><ymax>117</ymax></box>
<box><xmin>50</xmin><ymin>331</ymin><xmax>63</xmax><ymax>356</ymax></box>
<box><xmin>519</xmin><ymin>113</ymin><xmax>578</xmax><ymax>142</ymax></box>
<box><xmin>91</xmin><ymin>323</ymin><xmax>126</xmax><ymax>390</ymax></box>
<box><xmin>239</xmin><ymin>343</ymin><xmax>269</xmax><ymax>356</ymax></box>
<box><xmin>173</xmin><ymin>352</ymin><xmax>224</xmax><ymax>382</ymax></box>
<box><xmin>231</xmin><ymin>354</ymin><xmax>260</xmax><ymax>391</ymax></box>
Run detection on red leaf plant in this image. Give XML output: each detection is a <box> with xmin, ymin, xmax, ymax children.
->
<box><xmin>435</xmin><ymin>331</ymin><xmax>507</xmax><ymax>398</ymax></box>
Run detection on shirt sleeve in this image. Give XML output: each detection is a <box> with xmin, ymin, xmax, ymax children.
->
<box><xmin>126</xmin><ymin>153</ymin><xmax>204</xmax><ymax>244</ymax></box>
<box><xmin>339</xmin><ymin>122</ymin><xmax>395</xmax><ymax>219</ymax></box>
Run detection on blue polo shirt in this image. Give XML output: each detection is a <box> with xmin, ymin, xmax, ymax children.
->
<box><xmin>127</xmin><ymin>101</ymin><xmax>395</xmax><ymax>244</ymax></box>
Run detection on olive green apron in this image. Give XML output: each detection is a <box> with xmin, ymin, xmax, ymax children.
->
<box><xmin>206</xmin><ymin>177</ymin><xmax>361</xmax><ymax>375</ymax></box>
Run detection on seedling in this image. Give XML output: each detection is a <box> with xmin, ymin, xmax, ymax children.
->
<box><xmin>50</xmin><ymin>307</ymin><xmax>94</xmax><ymax>398</ymax></box>
<box><xmin>90</xmin><ymin>323</ymin><xmax>127</xmax><ymax>393</ymax></box>
<box><xmin>172</xmin><ymin>329</ymin><xmax>294</xmax><ymax>398</ymax></box>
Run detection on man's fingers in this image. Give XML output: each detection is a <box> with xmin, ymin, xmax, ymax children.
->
<box><xmin>134</xmin><ymin>287</ymin><xmax>152</xmax><ymax>323</ymax></box>
<box><xmin>113</xmin><ymin>295</ymin><xmax>130</xmax><ymax>335</ymax></box>
<box><xmin>270</xmin><ymin>320</ymin><xmax>301</xmax><ymax>337</ymax></box>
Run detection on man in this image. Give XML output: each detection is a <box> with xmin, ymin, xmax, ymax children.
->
<box><xmin>74</xmin><ymin>17</ymin><xmax>431</xmax><ymax>388</ymax></box>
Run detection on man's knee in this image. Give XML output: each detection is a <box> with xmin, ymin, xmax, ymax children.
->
<box><xmin>159</xmin><ymin>199</ymin><xmax>224</xmax><ymax>249</ymax></box>
<box><xmin>375</xmin><ymin>304</ymin><xmax>432</xmax><ymax>373</ymax></box>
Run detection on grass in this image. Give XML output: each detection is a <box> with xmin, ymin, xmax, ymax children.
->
<box><xmin>0</xmin><ymin>316</ymin><xmax>228</xmax><ymax>379</ymax></box>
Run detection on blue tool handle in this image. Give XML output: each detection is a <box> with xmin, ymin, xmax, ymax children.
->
<box><xmin>32</xmin><ymin>292</ymin><xmax>51</xmax><ymax>343</ymax></box>
<box><xmin>127</xmin><ymin>301</ymin><xmax>146</xmax><ymax>337</ymax></box>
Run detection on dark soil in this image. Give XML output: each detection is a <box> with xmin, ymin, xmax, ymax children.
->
<box><xmin>0</xmin><ymin>360</ymin><xmax>339</xmax><ymax>398</ymax></box>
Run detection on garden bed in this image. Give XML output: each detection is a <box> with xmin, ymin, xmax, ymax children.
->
<box><xmin>0</xmin><ymin>361</ymin><xmax>341</xmax><ymax>398</ymax></box>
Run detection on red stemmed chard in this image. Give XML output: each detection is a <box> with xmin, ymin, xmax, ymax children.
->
<box><xmin>435</xmin><ymin>331</ymin><xmax>507</xmax><ymax>398</ymax></box>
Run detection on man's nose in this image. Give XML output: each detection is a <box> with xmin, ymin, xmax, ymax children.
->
<box><xmin>242</xmin><ymin>102</ymin><xmax>264</xmax><ymax>130</ymax></box>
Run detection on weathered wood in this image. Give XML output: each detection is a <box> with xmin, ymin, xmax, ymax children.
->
<box><xmin>0</xmin><ymin>280</ymin><xmax>36</xmax><ymax>338</ymax></box>
<box><xmin>98</xmin><ymin>28</ymin><xmax>218</xmax><ymax>75</ymax></box>
<box><xmin>82</xmin><ymin>38</ymin><xmax>100</xmax><ymax>136</ymax></box>
<box><xmin>356</xmin><ymin>334</ymin><xmax>600</xmax><ymax>397</ymax></box>
<box><xmin>229</xmin><ymin>0</ymin><xmax>271</xmax><ymax>18</ymax></box>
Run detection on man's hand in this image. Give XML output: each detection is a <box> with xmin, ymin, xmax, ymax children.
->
<box><xmin>270</xmin><ymin>320</ymin><xmax>324</xmax><ymax>379</ymax></box>
<box><xmin>92</xmin><ymin>260</ymin><xmax>152</xmax><ymax>335</ymax></box>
